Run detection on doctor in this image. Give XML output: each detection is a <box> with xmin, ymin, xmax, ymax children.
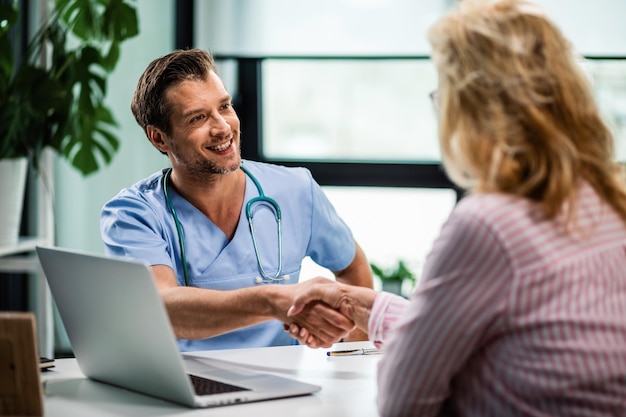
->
<box><xmin>100</xmin><ymin>48</ymin><xmax>373</xmax><ymax>351</ymax></box>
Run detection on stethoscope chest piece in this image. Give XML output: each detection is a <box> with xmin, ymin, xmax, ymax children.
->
<box><xmin>241</xmin><ymin>164</ymin><xmax>284</xmax><ymax>282</ymax></box>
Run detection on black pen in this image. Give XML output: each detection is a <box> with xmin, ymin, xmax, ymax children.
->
<box><xmin>327</xmin><ymin>348</ymin><xmax>382</xmax><ymax>356</ymax></box>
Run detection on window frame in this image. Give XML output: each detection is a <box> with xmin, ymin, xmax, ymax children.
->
<box><xmin>177</xmin><ymin>0</ymin><xmax>460</xmax><ymax>197</ymax></box>
<box><xmin>222</xmin><ymin>55</ymin><xmax>462</xmax><ymax>196</ymax></box>
<box><xmin>177</xmin><ymin>1</ymin><xmax>626</xmax><ymax>202</ymax></box>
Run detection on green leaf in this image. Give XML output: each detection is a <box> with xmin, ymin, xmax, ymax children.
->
<box><xmin>58</xmin><ymin>0</ymin><xmax>77</xmax><ymax>21</ymax></box>
<box><xmin>90</xmin><ymin>73</ymin><xmax>107</xmax><ymax>96</ymax></box>
<box><xmin>92</xmin><ymin>131</ymin><xmax>116</xmax><ymax>164</ymax></box>
<box><xmin>0</xmin><ymin>3</ymin><xmax>18</xmax><ymax>37</ymax></box>
<box><xmin>55</xmin><ymin>0</ymin><xmax>73</xmax><ymax>15</ymax></box>
<box><xmin>95</xmin><ymin>105</ymin><xmax>116</xmax><ymax>125</ymax></box>
<box><xmin>102</xmin><ymin>42</ymin><xmax>120</xmax><ymax>71</ymax></box>
<box><xmin>68</xmin><ymin>0</ymin><xmax>100</xmax><ymax>40</ymax></box>
<box><xmin>80</xmin><ymin>44</ymin><xmax>101</xmax><ymax>65</ymax></box>
<box><xmin>0</xmin><ymin>3</ymin><xmax>18</xmax><ymax>87</ymax></box>
<box><xmin>103</xmin><ymin>0</ymin><xmax>139</xmax><ymax>41</ymax></box>
<box><xmin>71</xmin><ymin>142</ymin><xmax>99</xmax><ymax>175</ymax></box>
<box><xmin>96</xmin><ymin>126</ymin><xmax>120</xmax><ymax>154</ymax></box>
<box><xmin>370</xmin><ymin>260</ymin><xmax>416</xmax><ymax>283</ymax></box>
<box><xmin>1</xmin><ymin>0</ymin><xmax>137</xmax><ymax>175</ymax></box>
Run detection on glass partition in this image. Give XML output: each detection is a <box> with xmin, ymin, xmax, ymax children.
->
<box><xmin>584</xmin><ymin>59</ymin><xmax>626</xmax><ymax>161</ymax></box>
<box><xmin>261</xmin><ymin>58</ymin><xmax>439</xmax><ymax>162</ymax></box>
<box><xmin>300</xmin><ymin>186</ymin><xmax>457</xmax><ymax>288</ymax></box>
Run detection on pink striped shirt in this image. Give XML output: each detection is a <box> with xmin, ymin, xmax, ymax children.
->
<box><xmin>369</xmin><ymin>183</ymin><xmax>626</xmax><ymax>417</ymax></box>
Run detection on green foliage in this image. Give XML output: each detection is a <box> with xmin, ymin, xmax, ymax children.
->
<box><xmin>0</xmin><ymin>0</ymin><xmax>138</xmax><ymax>175</ymax></box>
<box><xmin>370</xmin><ymin>260</ymin><xmax>417</xmax><ymax>285</ymax></box>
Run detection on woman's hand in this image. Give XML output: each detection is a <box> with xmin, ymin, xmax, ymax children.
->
<box><xmin>285</xmin><ymin>277</ymin><xmax>378</xmax><ymax>347</ymax></box>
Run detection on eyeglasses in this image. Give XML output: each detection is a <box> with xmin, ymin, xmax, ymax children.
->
<box><xmin>429</xmin><ymin>90</ymin><xmax>439</xmax><ymax>110</ymax></box>
<box><xmin>428</xmin><ymin>90</ymin><xmax>439</xmax><ymax>107</ymax></box>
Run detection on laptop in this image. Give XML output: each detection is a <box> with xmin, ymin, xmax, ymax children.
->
<box><xmin>36</xmin><ymin>246</ymin><xmax>321</xmax><ymax>408</ymax></box>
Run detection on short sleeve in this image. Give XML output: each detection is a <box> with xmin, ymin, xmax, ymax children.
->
<box><xmin>306</xmin><ymin>174</ymin><xmax>356</xmax><ymax>272</ymax></box>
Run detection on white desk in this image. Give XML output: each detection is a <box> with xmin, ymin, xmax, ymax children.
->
<box><xmin>42</xmin><ymin>342</ymin><xmax>381</xmax><ymax>416</ymax></box>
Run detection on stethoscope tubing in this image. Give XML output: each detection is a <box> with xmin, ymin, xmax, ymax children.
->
<box><xmin>162</xmin><ymin>164</ymin><xmax>284</xmax><ymax>286</ymax></box>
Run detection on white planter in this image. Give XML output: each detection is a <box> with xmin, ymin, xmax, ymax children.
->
<box><xmin>0</xmin><ymin>157</ymin><xmax>28</xmax><ymax>247</ymax></box>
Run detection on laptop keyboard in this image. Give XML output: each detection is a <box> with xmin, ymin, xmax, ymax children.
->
<box><xmin>189</xmin><ymin>374</ymin><xmax>250</xmax><ymax>396</ymax></box>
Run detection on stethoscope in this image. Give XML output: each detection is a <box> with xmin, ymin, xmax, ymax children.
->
<box><xmin>162</xmin><ymin>164</ymin><xmax>284</xmax><ymax>286</ymax></box>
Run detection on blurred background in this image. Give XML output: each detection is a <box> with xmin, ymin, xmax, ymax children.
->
<box><xmin>2</xmin><ymin>0</ymin><xmax>626</xmax><ymax>357</ymax></box>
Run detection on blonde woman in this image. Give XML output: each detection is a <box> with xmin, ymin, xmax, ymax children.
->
<box><xmin>287</xmin><ymin>0</ymin><xmax>626</xmax><ymax>415</ymax></box>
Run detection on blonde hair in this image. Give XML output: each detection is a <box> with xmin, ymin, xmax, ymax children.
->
<box><xmin>428</xmin><ymin>0</ymin><xmax>626</xmax><ymax>225</ymax></box>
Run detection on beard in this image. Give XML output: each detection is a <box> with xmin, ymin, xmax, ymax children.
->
<box><xmin>170</xmin><ymin>133</ymin><xmax>242</xmax><ymax>177</ymax></box>
<box><xmin>193</xmin><ymin>158</ymin><xmax>240</xmax><ymax>176</ymax></box>
<box><xmin>186</xmin><ymin>143</ymin><xmax>242</xmax><ymax>176</ymax></box>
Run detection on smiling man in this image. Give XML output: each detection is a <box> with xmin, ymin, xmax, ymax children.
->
<box><xmin>100</xmin><ymin>49</ymin><xmax>373</xmax><ymax>352</ymax></box>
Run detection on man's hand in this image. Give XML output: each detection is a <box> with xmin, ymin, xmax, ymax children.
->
<box><xmin>273</xmin><ymin>278</ymin><xmax>355</xmax><ymax>348</ymax></box>
<box><xmin>285</xmin><ymin>277</ymin><xmax>378</xmax><ymax>347</ymax></box>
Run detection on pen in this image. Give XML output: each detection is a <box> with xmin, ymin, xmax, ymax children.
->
<box><xmin>327</xmin><ymin>348</ymin><xmax>382</xmax><ymax>356</ymax></box>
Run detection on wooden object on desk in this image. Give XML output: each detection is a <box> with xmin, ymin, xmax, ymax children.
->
<box><xmin>0</xmin><ymin>312</ymin><xmax>43</xmax><ymax>416</ymax></box>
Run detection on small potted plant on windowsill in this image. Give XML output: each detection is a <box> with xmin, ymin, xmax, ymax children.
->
<box><xmin>0</xmin><ymin>0</ymin><xmax>138</xmax><ymax>246</ymax></box>
<box><xmin>370</xmin><ymin>260</ymin><xmax>417</xmax><ymax>297</ymax></box>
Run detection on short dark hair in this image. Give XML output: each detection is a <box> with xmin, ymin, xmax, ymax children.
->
<box><xmin>131</xmin><ymin>48</ymin><xmax>217</xmax><ymax>137</ymax></box>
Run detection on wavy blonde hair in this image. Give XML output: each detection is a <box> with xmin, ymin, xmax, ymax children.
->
<box><xmin>428</xmin><ymin>0</ymin><xmax>626</xmax><ymax>225</ymax></box>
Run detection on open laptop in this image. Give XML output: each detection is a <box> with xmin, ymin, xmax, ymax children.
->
<box><xmin>36</xmin><ymin>246</ymin><xmax>320</xmax><ymax>408</ymax></box>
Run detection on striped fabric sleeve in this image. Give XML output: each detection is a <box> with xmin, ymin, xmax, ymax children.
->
<box><xmin>376</xmin><ymin>205</ymin><xmax>511</xmax><ymax>417</ymax></box>
<box><xmin>368</xmin><ymin>292</ymin><xmax>409</xmax><ymax>349</ymax></box>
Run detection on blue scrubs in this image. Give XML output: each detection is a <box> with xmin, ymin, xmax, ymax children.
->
<box><xmin>100</xmin><ymin>160</ymin><xmax>356</xmax><ymax>351</ymax></box>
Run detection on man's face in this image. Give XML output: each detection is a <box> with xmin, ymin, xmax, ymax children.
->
<box><xmin>162</xmin><ymin>71</ymin><xmax>242</xmax><ymax>176</ymax></box>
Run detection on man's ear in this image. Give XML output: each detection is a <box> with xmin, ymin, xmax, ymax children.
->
<box><xmin>146</xmin><ymin>125</ymin><xmax>169</xmax><ymax>153</ymax></box>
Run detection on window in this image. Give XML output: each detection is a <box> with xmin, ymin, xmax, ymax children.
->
<box><xmin>262</xmin><ymin>59</ymin><xmax>439</xmax><ymax>162</ymax></box>
<box><xmin>216</xmin><ymin>56</ymin><xmax>457</xmax><ymax>189</ymax></box>
<box><xmin>213</xmin><ymin>55</ymin><xmax>626</xmax><ymax>283</ymax></box>
<box><xmin>301</xmin><ymin>186</ymin><xmax>456</xmax><ymax>286</ymax></box>
<box><xmin>583</xmin><ymin>58</ymin><xmax>626</xmax><ymax>161</ymax></box>
<box><xmin>214</xmin><ymin>56</ymin><xmax>458</xmax><ymax>281</ymax></box>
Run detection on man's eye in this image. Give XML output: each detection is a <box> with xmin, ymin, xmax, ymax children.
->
<box><xmin>220</xmin><ymin>103</ymin><xmax>232</xmax><ymax>111</ymax></box>
<box><xmin>190</xmin><ymin>114</ymin><xmax>204</xmax><ymax>123</ymax></box>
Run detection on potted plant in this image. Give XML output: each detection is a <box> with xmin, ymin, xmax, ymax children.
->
<box><xmin>0</xmin><ymin>0</ymin><xmax>138</xmax><ymax>245</ymax></box>
<box><xmin>370</xmin><ymin>260</ymin><xmax>417</xmax><ymax>297</ymax></box>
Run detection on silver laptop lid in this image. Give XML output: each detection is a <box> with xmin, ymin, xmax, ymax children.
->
<box><xmin>36</xmin><ymin>246</ymin><xmax>320</xmax><ymax>408</ymax></box>
<box><xmin>37</xmin><ymin>246</ymin><xmax>203</xmax><ymax>406</ymax></box>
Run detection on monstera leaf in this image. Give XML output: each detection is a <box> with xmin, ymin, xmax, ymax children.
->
<box><xmin>0</xmin><ymin>0</ymin><xmax>138</xmax><ymax>175</ymax></box>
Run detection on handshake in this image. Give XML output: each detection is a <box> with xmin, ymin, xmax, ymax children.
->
<box><xmin>281</xmin><ymin>277</ymin><xmax>378</xmax><ymax>348</ymax></box>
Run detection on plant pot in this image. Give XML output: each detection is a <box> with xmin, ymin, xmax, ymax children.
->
<box><xmin>0</xmin><ymin>157</ymin><xmax>28</xmax><ymax>247</ymax></box>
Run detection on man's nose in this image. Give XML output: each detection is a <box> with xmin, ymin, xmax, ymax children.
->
<box><xmin>209</xmin><ymin>114</ymin><xmax>230</xmax><ymax>136</ymax></box>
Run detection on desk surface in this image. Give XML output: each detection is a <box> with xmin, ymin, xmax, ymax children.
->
<box><xmin>42</xmin><ymin>342</ymin><xmax>381</xmax><ymax>416</ymax></box>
